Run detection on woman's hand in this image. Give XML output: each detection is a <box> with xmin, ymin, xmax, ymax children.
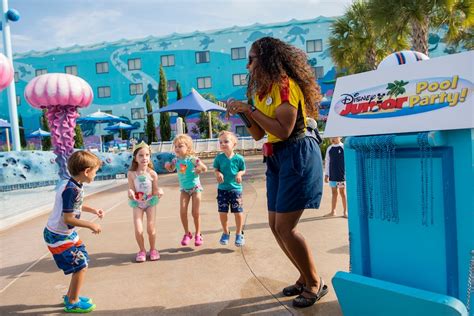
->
<box><xmin>226</xmin><ymin>98</ymin><xmax>250</xmax><ymax>117</ymax></box>
<box><xmin>128</xmin><ymin>189</ymin><xmax>136</xmax><ymax>200</ymax></box>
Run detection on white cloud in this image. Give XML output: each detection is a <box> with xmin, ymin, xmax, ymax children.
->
<box><xmin>4</xmin><ymin>0</ymin><xmax>352</xmax><ymax>53</ymax></box>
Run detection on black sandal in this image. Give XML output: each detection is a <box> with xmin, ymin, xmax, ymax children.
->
<box><xmin>282</xmin><ymin>281</ymin><xmax>305</xmax><ymax>296</ymax></box>
<box><xmin>292</xmin><ymin>278</ymin><xmax>328</xmax><ymax>308</ymax></box>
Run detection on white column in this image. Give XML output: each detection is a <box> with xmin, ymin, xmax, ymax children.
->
<box><xmin>1</xmin><ymin>0</ymin><xmax>21</xmax><ymax>151</ymax></box>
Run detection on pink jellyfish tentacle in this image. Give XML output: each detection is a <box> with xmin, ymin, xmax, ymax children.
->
<box><xmin>47</xmin><ymin>106</ymin><xmax>70</xmax><ymax>179</ymax></box>
<box><xmin>63</xmin><ymin>107</ymin><xmax>79</xmax><ymax>157</ymax></box>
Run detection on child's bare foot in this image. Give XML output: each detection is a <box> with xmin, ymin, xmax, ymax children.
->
<box><xmin>343</xmin><ymin>213</ymin><xmax>348</xmax><ymax>218</ymax></box>
<box><xmin>323</xmin><ymin>212</ymin><xmax>336</xmax><ymax>217</ymax></box>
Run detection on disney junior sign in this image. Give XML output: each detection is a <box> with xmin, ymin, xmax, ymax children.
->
<box><xmin>324</xmin><ymin>51</ymin><xmax>473</xmax><ymax>137</ymax></box>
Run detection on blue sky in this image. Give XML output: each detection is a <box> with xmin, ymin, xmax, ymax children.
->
<box><xmin>2</xmin><ymin>0</ymin><xmax>352</xmax><ymax>54</ymax></box>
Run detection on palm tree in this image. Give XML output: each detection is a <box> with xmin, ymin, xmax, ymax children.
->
<box><xmin>329</xmin><ymin>1</ymin><xmax>407</xmax><ymax>75</ymax></box>
<box><xmin>433</xmin><ymin>0</ymin><xmax>474</xmax><ymax>51</ymax></box>
<box><xmin>369</xmin><ymin>0</ymin><xmax>434</xmax><ymax>54</ymax></box>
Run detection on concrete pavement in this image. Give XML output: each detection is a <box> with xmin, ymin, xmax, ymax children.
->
<box><xmin>0</xmin><ymin>155</ymin><xmax>349</xmax><ymax>315</ymax></box>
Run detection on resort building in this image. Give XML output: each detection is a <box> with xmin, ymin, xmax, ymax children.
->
<box><xmin>0</xmin><ymin>17</ymin><xmax>455</xmax><ymax>144</ymax></box>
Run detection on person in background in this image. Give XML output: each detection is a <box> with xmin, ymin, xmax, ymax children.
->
<box><xmin>324</xmin><ymin>137</ymin><xmax>347</xmax><ymax>218</ymax></box>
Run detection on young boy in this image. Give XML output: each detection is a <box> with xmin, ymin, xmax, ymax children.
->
<box><xmin>213</xmin><ymin>131</ymin><xmax>246</xmax><ymax>246</ymax></box>
<box><xmin>324</xmin><ymin>137</ymin><xmax>348</xmax><ymax>218</ymax></box>
<box><xmin>43</xmin><ymin>150</ymin><xmax>104</xmax><ymax>313</ymax></box>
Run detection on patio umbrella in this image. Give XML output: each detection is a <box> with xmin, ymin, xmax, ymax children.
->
<box><xmin>104</xmin><ymin>122</ymin><xmax>136</xmax><ymax>139</ymax></box>
<box><xmin>0</xmin><ymin>118</ymin><xmax>11</xmax><ymax>151</ymax></box>
<box><xmin>29</xmin><ymin>128</ymin><xmax>51</xmax><ymax>151</ymax></box>
<box><xmin>77</xmin><ymin>110</ymin><xmax>127</xmax><ymax>151</ymax></box>
<box><xmin>151</xmin><ymin>89</ymin><xmax>226</xmax><ymax>138</ymax></box>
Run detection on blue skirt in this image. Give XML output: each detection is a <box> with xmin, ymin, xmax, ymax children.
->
<box><xmin>266</xmin><ymin>136</ymin><xmax>323</xmax><ymax>212</ymax></box>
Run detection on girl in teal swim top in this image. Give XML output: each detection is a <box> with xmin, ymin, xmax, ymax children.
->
<box><xmin>165</xmin><ymin>134</ymin><xmax>208</xmax><ymax>247</ymax></box>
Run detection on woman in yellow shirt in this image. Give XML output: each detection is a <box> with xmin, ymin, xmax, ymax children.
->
<box><xmin>227</xmin><ymin>37</ymin><xmax>326</xmax><ymax>308</ymax></box>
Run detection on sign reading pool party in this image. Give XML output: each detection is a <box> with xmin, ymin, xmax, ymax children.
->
<box><xmin>324</xmin><ymin>50</ymin><xmax>473</xmax><ymax>137</ymax></box>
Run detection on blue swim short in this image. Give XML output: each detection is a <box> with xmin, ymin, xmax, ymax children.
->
<box><xmin>329</xmin><ymin>181</ymin><xmax>346</xmax><ymax>188</ymax></box>
<box><xmin>217</xmin><ymin>189</ymin><xmax>243</xmax><ymax>213</ymax></box>
<box><xmin>43</xmin><ymin>228</ymin><xmax>89</xmax><ymax>275</ymax></box>
<box><xmin>266</xmin><ymin>136</ymin><xmax>323</xmax><ymax>213</ymax></box>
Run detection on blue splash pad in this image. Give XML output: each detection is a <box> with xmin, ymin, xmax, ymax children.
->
<box><xmin>0</xmin><ymin>150</ymin><xmax>175</xmax><ymax>190</ymax></box>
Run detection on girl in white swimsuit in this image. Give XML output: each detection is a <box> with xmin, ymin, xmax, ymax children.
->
<box><xmin>128</xmin><ymin>142</ymin><xmax>163</xmax><ymax>262</ymax></box>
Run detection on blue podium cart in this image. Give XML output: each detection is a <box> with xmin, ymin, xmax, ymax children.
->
<box><xmin>324</xmin><ymin>51</ymin><xmax>473</xmax><ymax>316</ymax></box>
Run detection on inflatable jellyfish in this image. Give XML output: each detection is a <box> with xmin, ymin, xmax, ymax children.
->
<box><xmin>25</xmin><ymin>73</ymin><xmax>93</xmax><ymax>179</ymax></box>
<box><xmin>0</xmin><ymin>53</ymin><xmax>14</xmax><ymax>91</ymax></box>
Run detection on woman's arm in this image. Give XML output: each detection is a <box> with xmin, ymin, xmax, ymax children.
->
<box><xmin>227</xmin><ymin>100</ymin><xmax>297</xmax><ymax>141</ymax></box>
<box><xmin>251</xmin><ymin>102</ymin><xmax>297</xmax><ymax>140</ymax></box>
<box><xmin>226</xmin><ymin>101</ymin><xmax>265</xmax><ymax>140</ymax></box>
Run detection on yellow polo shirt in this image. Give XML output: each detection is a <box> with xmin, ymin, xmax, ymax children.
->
<box><xmin>253</xmin><ymin>77</ymin><xmax>307</xmax><ymax>143</ymax></box>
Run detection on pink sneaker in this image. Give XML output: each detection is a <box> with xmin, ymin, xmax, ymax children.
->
<box><xmin>195</xmin><ymin>234</ymin><xmax>203</xmax><ymax>246</ymax></box>
<box><xmin>149</xmin><ymin>249</ymin><xmax>160</xmax><ymax>261</ymax></box>
<box><xmin>135</xmin><ymin>251</ymin><xmax>146</xmax><ymax>262</ymax></box>
<box><xmin>181</xmin><ymin>232</ymin><xmax>193</xmax><ymax>246</ymax></box>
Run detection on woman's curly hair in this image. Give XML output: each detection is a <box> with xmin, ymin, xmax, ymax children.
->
<box><xmin>247</xmin><ymin>37</ymin><xmax>321</xmax><ymax>118</ymax></box>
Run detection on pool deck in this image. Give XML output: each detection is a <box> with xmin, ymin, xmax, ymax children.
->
<box><xmin>0</xmin><ymin>155</ymin><xmax>349</xmax><ymax>315</ymax></box>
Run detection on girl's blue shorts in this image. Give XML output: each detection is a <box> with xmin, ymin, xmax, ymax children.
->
<box><xmin>265</xmin><ymin>136</ymin><xmax>323</xmax><ymax>213</ymax></box>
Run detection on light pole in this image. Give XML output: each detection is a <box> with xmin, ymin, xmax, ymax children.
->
<box><xmin>1</xmin><ymin>0</ymin><xmax>20</xmax><ymax>151</ymax></box>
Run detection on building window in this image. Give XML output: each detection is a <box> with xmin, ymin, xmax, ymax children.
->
<box><xmin>96</xmin><ymin>62</ymin><xmax>109</xmax><ymax>74</ymax></box>
<box><xmin>131</xmin><ymin>108</ymin><xmax>145</xmax><ymax>120</ymax></box>
<box><xmin>235</xmin><ymin>125</ymin><xmax>250</xmax><ymax>137</ymax></box>
<box><xmin>14</xmin><ymin>72</ymin><xmax>19</xmax><ymax>82</ymax></box>
<box><xmin>306</xmin><ymin>39</ymin><xmax>323</xmax><ymax>53</ymax></box>
<box><xmin>197</xmin><ymin>76</ymin><xmax>212</xmax><ymax>89</ymax></box>
<box><xmin>195</xmin><ymin>51</ymin><xmax>210</xmax><ymax>64</ymax></box>
<box><xmin>129</xmin><ymin>83</ymin><xmax>143</xmax><ymax>95</ymax></box>
<box><xmin>232</xmin><ymin>74</ymin><xmax>247</xmax><ymax>86</ymax></box>
<box><xmin>167</xmin><ymin>80</ymin><xmax>177</xmax><ymax>92</ymax></box>
<box><xmin>161</xmin><ymin>55</ymin><xmax>175</xmax><ymax>67</ymax></box>
<box><xmin>231</xmin><ymin>47</ymin><xmax>246</xmax><ymax>60</ymax></box>
<box><xmin>128</xmin><ymin>58</ymin><xmax>141</xmax><ymax>70</ymax></box>
<box><xmin>313</xmin><ymin>66</ymin><xmax>324</xmax><ymax>79</ymax></box>
<box><xmin>36</xmin><ymin>69</ymin><xmax>47</xmax><ymax>76</ymax></box>
<box><xmin>16</xmin><ymin>95</ymin><xmax>21</xmax><ymax>105</ymax></box>
<box><xmin>65</xmin><ymin>65</ymin><xmax>77</xmax><ymax>76</ymax></box>
<box><xmin>133</xmin><ymin>132</ymin><xmax>145</xmax><ymax>140</ymax></box>
<box><xmin>98</xmin><ymin>86</ymin><xmax>111</xmax><ymax>98</ymax></box>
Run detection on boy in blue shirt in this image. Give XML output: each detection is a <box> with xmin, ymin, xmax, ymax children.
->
<box><xmin>213</xmin><ymin>131</ymin><xmax>246</xmax><ymax>246</ymax></box>
<box><xmin>43</xmin><ymin>150</ymin><xmax>103</xmax><ymax>313</ymax></box>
